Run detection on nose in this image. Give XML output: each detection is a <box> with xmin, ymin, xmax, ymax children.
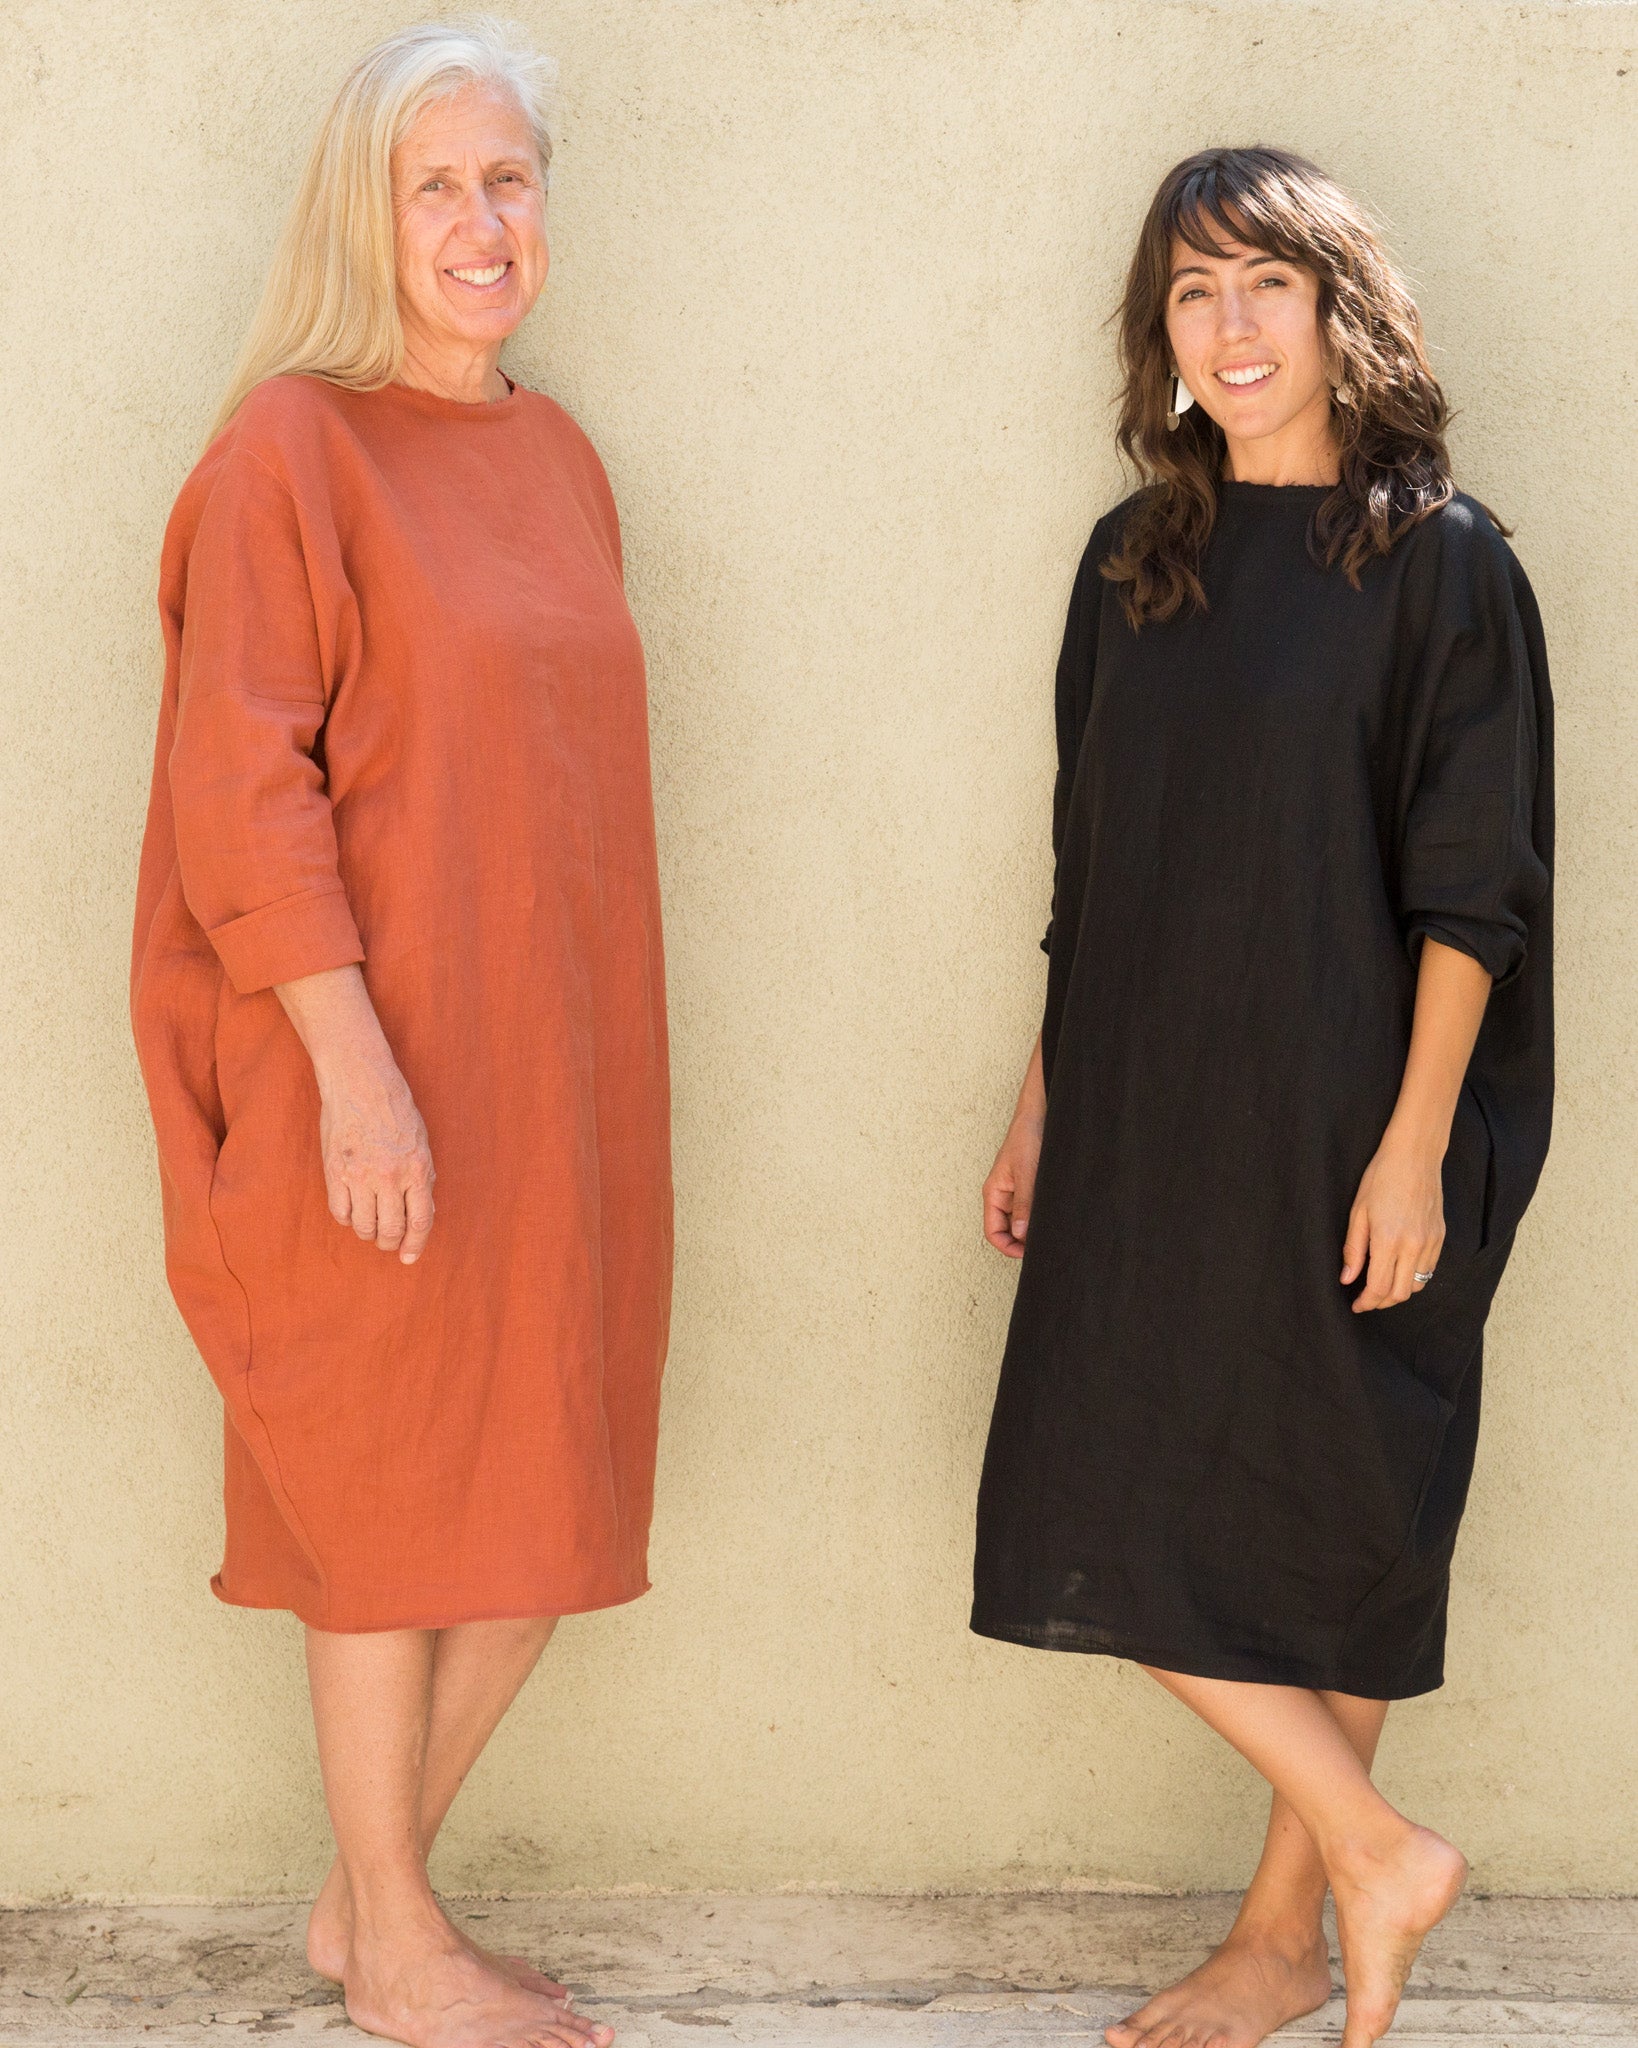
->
<box><xmin>454</xmin><ymin>179</ymin><xmax>506</xmax><ymax>246</ymax></box>
<box><xmin>1217</xmin><ymin>284</ymin><xmax>1259</xmax><ymax>344</ymax></box>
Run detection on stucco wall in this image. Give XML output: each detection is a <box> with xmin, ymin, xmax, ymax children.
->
<box><xmin>2</xmin><ymin>0</ymin><xmax>1634</xmax><ymax>1902</ymax></box>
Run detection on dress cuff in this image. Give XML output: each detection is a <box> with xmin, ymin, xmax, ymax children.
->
<box><xmin>207</xmin><ymin>884</ymin><xmax>365</xmax><ymax>995</ymax></box>
<box><xmin>1404</xmin><ymin>915</ymin><xmax>1525</xmax><ymax>989</ymax></box>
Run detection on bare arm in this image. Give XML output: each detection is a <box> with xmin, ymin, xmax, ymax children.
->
<box><xmin>983</xmin><ymin>1032</ymin><xmax>1046</xmax><ymax>1259</ymax></box>
<box><xmin>274</xmin><ymin>965</ymin><xmax>435</xmax><ymax>1265</ymax></box>
<box><xmin>1341</xmin><ymin>936</ymin><xmax>1493</xmax><ymax>1311</ymax></box>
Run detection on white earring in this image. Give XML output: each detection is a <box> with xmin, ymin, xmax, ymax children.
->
<box><xmin>1166</xmin><ymin>372</ymin><xmax>1196</xmax><ymax>431</ymax></box>
<box><xmin>1333</xmin><ymin>381</ymin><xmax>1353</xmax><ymax>407</ymax></box>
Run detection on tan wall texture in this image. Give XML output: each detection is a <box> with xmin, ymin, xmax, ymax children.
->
<box><xmin>2</xmin><ymin>0</ymin><xmax>1635</xmax><ymax>1903</ymax></box>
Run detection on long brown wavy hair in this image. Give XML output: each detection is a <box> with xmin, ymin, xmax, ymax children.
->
<box><xmin>1105</xmin><ymin>146</ymin><xmax>1474</xmax><ymax>627</ymax></box>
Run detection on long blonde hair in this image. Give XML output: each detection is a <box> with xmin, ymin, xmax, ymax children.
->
<box><xmin>209</xmin><ymin>17</ymin><xmax>556</xmax><ymax>440</ymax></box>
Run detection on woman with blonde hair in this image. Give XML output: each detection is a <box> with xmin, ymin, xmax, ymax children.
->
<box><xmin>974</xmin><ymin>148</ymin><xmax>1552</xmax><ymax>2048</ymax></box>
<box><xmin>132</xmin><ymin>20</ymin><xmax>668</xmax><ymax>2047</ymax></box>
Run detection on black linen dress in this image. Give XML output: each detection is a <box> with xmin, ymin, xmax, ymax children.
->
<box><xmin>971</xmin><ymin>484</ymin><xmax>1552</xmax><ymax>1699</ymax></box>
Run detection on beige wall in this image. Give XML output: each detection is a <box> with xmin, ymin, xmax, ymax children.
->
<box><xmin>2</xmin><ymin>0</ymin><xmax>1634</xmax><ymax>1902</ymax></box>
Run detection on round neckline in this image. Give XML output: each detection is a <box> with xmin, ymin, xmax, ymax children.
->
<box><xmin>1218</xmin><ymin>478</ymin><xmax>1335</xmax><ymax>496</ymax></box>
<box><xmin>373</xmin><ymin>372</ymin><xmax>523</xmax><ymax>421</ymax></box>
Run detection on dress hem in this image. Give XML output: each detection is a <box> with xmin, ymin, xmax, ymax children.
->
<box><xmin>211</xmin><ymin>1572</ymin><xmax>652</xmax><ymax>1634</ymax></box>
<box><xmin>968</xmin><ymin>1607</ymin><xmax>1442</xmax><ymax>1702</ymax></box>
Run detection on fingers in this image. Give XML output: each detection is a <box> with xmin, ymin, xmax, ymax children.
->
<box><xmin>349</xmin><ymin>1181</ymin><xmax>380</xmax><ymax>1244</ymax></box>
<box><xmin>349</xmin><ymin>1168</ymin><xmax>434</xmax><ymax>1258</ymax></box>
<box><xmin>983</xmin><ymin>1173</ymin><xmax>1024</xmax><ymax>1258</ymax></box>
<box><xmin>1339</xmin><ymin>1201</ymin><xmax>1369</xmax><ymax>1285</ymax></box>
<box><xmin>1352</xmin><ymin>1233</ymin><xmax>1404</xmax><ymax>1312</ymax></box>
<box><xmin>1357</xmin><ymin>1232</ymin><xmax>1394</xmax><ymax>1311</ymax></box>
<box><xmin>374</xmin><ymin>1181</ymin><xmax>408</xmax><ymax>1252</ymax></box>
<box><xmin>1351</xmin><ymin>1231</ymin><xmax>1443</xmax><ymax>1312</ymax></box>
<box><xmin>400</xmin><ymin>1173</ymin><xmax>436</xmax><ymax>1264</ymax></box>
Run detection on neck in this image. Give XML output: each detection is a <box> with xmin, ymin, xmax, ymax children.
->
<box><xmin>397</xmin><ymin>332</ymin><xmax>509</xmax><ymax>405</ymax></box>
<box><xmin>1223</xmin><ymin>396</ymin><xmax>1341</xmax><ymax>487</ymax></box>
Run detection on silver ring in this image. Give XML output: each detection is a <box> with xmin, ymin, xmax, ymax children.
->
<box><xmin>1413</xmin><ymin>1270</ymin><xmax>1436</xmax><ymax>1286</ymax></box>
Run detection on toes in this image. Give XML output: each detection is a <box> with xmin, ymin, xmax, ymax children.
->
<box><xmin>510</xmin><ymin>1959</ymin><xmax>571</xmax><ymax>1999</ymax></box>
<box><xmin>1109</xmin><ymin>2018</ymin><xmax>1159</xmax><ymax>2044</ymax></box>
<box><xmin>533</xmin><ymin>2021</ymin><xmax>606</xmax><ymax>2048</ymax></box>
<box><xmin>544</xmin><ymin>2020</ymin><xmax>610</xmax><ymax>2048</ymax></box>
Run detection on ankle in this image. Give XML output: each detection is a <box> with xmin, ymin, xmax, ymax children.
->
<box><xmin>345</xmin><ymin>1871</ymin><xmax>445</xmax><ymax>1948</ymax></box>
<box><xmin>1320</xmin><ymin>1811</ymin><xmax>1418</xmax><ymax>1884</ymax></box>
<box><xmin>1228</xmin><ymin>1908</ymin><xmax>1330</xmax><ymax>1961</ymax></box>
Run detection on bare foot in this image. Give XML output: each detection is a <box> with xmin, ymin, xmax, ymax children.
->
<box><xmin>1330</xmin><ymin>1823</ymin><xmax>1467</xmax><ymax>2048</ymax></box>
<box><xmin>343</xmin><ymin>1903</ymin><xmax>612</xmax><ymax>2048</ymax></box>
<box><xmin>307</xmin><ymin>1859</ymin><xmax>570</xmax><ymax>1999</ymax></box>
<box><xmin>1104</xmin><ymin>1926</ymin><xmax>1333</xmax><ymax>2048</ymax></box>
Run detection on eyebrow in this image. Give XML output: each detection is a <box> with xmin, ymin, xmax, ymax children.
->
<box><xmin>1169</xmin><ymin>252</ymin><xmax>1288</xmax><ymax>283</ymax></box>
<box><xmin>404</xmin><ymin>154</ymin><xmax>535</xmax><ymax>177</ymax></box>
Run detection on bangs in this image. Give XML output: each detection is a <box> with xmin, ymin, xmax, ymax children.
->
<box><xmin>1165</xmin><ymin>156</ymin><xmax>1316</xmax><ymax>271</ymax></box>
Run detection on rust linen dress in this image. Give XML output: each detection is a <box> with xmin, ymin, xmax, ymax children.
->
<box><xmin>131</xmin><ymin>375</ymin><xmax>672</xmax><ymax>1632</ymax></box>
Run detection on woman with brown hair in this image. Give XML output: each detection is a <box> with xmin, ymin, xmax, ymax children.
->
<box><xmin>972</xmin><ymin>148</ymin><xmax>1552</xmax><ymax>2048</ymax></box>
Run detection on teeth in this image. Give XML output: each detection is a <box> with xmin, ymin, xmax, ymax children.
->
<box><xmin>450</xmin><ymin>263</ymin><xmax>507</xmax><ymax>285</ymax></box>
<box><xmin>1218</xmin><ymin>363</ymin><xmax>1276</xmax><ymax>386</ymax></box>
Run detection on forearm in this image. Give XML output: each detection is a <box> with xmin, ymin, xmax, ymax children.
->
<box><xmin>1014</xmin><ymin>1032</ymin><xmax>1047</xmax><ymax>1131</ymax></box>
<box><xmin>274</xmin><ymin>963</ymin><xmax>397</xmax><ymax>1091</ymax></box>
<box><xmin>1384</xmin><ymin>938</ymin><xmax>1493</xmax><ymax>1158</ymax></box>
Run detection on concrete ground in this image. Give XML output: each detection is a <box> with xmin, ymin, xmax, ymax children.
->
<box><xmin>2</xmin><ymin>1893</ymin><xmax>1635</xmax><ymax>2048</ymax></box>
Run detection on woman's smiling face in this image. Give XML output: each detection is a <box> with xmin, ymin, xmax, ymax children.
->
<box><xmin>391</xmin><ymin>83</ymin><xmax>548</xmax><ymax>367</ymax></box>
<box><xmin>1165</xmin><ymin>233</ymin><xmax>1333</xmax><ymax>452</ymax></box>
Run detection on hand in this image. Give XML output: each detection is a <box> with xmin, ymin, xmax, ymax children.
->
<box><xmin>984</xmin><ymin>1112</ymin><xmax>1044</xmax><ymax>1259</ymax></box>
<box><xmin>274</xmin><ymin>965</ymin><xmax>436</xmax><ymax>1265</ymax></box>
<box><xmin>314</xmin><ymin>1053</ymin><xmax>435</xmax><ymax>1263</ymax></box>
<box><xmin>1340</xmin><ymin>1129</ymin><xmax>1444</xmax><ymax>1311</ymax></box>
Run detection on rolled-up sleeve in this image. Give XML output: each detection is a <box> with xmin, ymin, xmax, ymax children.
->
<box><xmin>1398</xmin><ymin>539</ymin><xmax>1548</xmax><ymax>989</ymax></box>
<box><xmin>168</xmin><ymin>450</ymin><xmax>364</xmax><ymax>996</ymax></box>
